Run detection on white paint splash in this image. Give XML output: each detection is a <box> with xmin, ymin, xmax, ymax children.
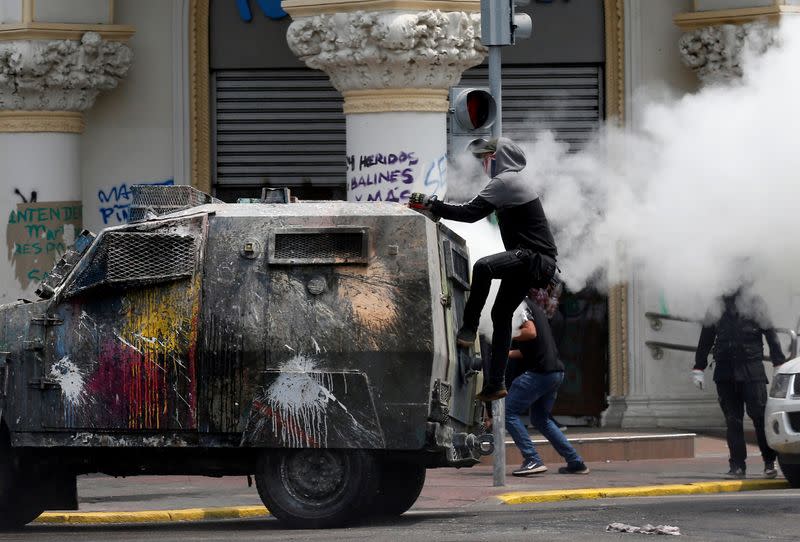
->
<box><xmin>265</xmin><ymin>357</ymin><xmax>334</xmax><ymax>447</ymax></box>
<box><xmin>50</xmin><ymin>356</ymin><xmax>85</xmax><ymax>405</ymax></box>
<box><xmin>261</xmin><ymin>354</ymin><xmax>382</xmax><ymax>447</ymax></box>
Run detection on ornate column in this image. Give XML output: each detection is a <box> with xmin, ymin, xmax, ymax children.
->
<box><xmin>675</xmin><ymin>2</ymin><xmax>797</xmax><ymax>85</ymax></box>
<box><xmin>283</xmin><ymin>2</ymin><xmax>485</xmax><ymax>202</ymax></box>
<box><xmin>678</xmin><ymin>21</ymin><xmax>777</xmax><ymax>84</ymax></box>
<box><xmin>0</xmin><ymin>16</ymin><xmax>134</xmax><ymax>303</ymax></box>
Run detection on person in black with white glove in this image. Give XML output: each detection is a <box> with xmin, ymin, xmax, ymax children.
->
<box><xmin>694</xmin><ymin>286</ymin><xmax>786</xmax><ymax>479</ymax></box>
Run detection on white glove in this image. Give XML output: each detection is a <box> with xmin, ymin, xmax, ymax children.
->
<box><xmin>692</xmin><ymin>369</ymin><xmax>704</xmax><ymax>390</ymax></box>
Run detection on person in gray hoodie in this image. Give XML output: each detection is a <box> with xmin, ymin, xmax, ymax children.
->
<box><xmin>409</xmin><ymin>137</ymin><xmax>558</xmax><ymax>401</ymax></box>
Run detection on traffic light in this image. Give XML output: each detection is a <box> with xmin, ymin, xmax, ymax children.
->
<box><xmin>448</xmin><ymin>87</ymin><xmax>497</xmax><ymax>158</ymax></box>
<box><xmin>481</xmin><ymin>0</ymin><xmax>533</xmax><ymax>46</ymax></box>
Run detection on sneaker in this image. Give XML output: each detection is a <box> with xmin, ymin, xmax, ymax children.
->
<box><xmin>456</xmin><ymin>326</ymin><xmax>477</xmax><ymax>347</ymax></box>
<box><xmin>726</xmin><ymin>466</ymin><xmax>746</xmax><ymax>478</ymax></box>
<box><xmin>764</xmin><ymin>461</ymin><xmax>778</xmax><ymax>479</ymax></box>
<box><xmin>558</xmin><ymin>461</ymin><xmax>590</xmax><ymax>474</ymax></box>
<box><xmin>512</xmin><ymin>459</ymin><xmax>547</xmax><ymax>477</ymax></box>
<box><xmin>475</xmin><ymin>384</ymin><xmax>508</xmax><ymax>402</ymax></box>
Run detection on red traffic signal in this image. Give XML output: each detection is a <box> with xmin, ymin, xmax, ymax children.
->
<box><xmin>451</xmin><ymin>88</ymin><xmax>497</xmax><ymax>132</ymax></box>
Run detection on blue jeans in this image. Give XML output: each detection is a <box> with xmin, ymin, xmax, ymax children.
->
<box><xmin>505</xmin><ymin>371</ymin><xmax>582</xmax><ymax>465</ymax></box>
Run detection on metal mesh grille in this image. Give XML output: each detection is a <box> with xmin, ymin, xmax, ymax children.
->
<box><xmin>430</xmin><ymin>380</ymin><xmax>451</xmax><ymax>423</ymax></box>
<box><xmin>437</xmin><ymin>381</ymin><xmax>452</xmax><ymax>405</ymax></box>
<box><xmin>129</xmin><ymin>185</ymin><xmax>218</xmax><ymax>222</ymax></box>
<box><xmin>106</xmin><ymin>233</ymin><xmax>196</xmax><ymax>282</ymax></box>
<box><xmin>272</xmin><ymin>231</ymin><xmax>366</xmax><ymax>263</ymax></box>
<box><xmin>67</xmin><ymin>232</ymin><xmax>197</xmax><ymax>296</ymax></box>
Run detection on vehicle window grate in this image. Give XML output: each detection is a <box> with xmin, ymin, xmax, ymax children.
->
<box><xmin>270</xmin><ymin>230</ymin><xmax>368</xmax><ymax>264</ymax></box>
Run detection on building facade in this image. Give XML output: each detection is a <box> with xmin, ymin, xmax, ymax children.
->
<box><xmin>1</xmin><ymin>0</ymin><xmax>796</xmax><ymax>429</ymax></box>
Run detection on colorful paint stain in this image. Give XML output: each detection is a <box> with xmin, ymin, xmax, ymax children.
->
<box><xmin>81</xmin><ymin>279</ymin><xmax>201</xmax><ymax>431</ymax></box>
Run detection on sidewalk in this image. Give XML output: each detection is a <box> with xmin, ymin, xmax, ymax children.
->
<box><xmin>36</xmin><ymin>433</ymin><xmax>792</xmax><ymax>524</ymax></box>
<box><xmin>419</xmin><ymin>434</ymin><xmax>788</xmax><ymax>509</ymax></box>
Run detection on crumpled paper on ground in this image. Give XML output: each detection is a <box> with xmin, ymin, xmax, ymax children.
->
<box><xmin>606</xmin><ymin>522</ymin><xmax>681</xmax><ymax>536</ymax></box>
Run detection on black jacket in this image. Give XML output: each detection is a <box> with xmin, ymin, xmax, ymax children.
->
<box><xmin>694</xmin><ymin>294</ymin><xmax>785</xmax><ymax>383</ymax></box>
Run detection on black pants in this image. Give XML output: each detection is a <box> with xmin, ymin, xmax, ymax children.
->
<box><xmin>716</xmin><ymin>380</ymin><xmax>776</xmax><ymax>469</ymax></box>
<box><xmin>462</xmin><ymin>249</ymin><xmax>556</xmax><ymax>387</ymax></box>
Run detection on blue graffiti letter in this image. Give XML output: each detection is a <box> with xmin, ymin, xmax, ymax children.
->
<box><xmin>237</xmin><ymin>0</ymin><xmax>287</xmax><ymax>21</ymax></box>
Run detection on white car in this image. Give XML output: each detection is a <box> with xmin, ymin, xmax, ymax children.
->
<box><xmin>766</xmin><ymin>356</ymin><xmax>800</xmax><ymax>487</ymax></box>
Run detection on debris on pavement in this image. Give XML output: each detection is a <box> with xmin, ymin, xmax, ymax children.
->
<box><xmin>606</xmin><ymin>522</ymin><xmax>681</xmax><ymax>535</ymax></box>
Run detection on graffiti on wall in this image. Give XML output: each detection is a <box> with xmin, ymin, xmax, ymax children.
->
<box><xmin>97</xmin><ymin>179</ymin><xmax>174</xmax><ymax>225</ymax></box>
<box><xmin>423</xmin><ymin>154</ymin><xmax>447</xmax><ymax>195</ymax></box>
<box><xmin>6</xmin><ymin>201</ymin><xmax>82</xmax><ymax>288</ymax></box>
<box><xmin>14</xmin><ymin>189</ymin><xmax>37</xmax><ymax>203</ymax></box>
<box><xmin>346</xmin><ymin>151</ymin><xmax>419</xmax><ymax>203</ymax></box>
<box><xmin>236</xmin><ymin>0</ymin><xmax>286</xmax><ymax>21</ymax></box>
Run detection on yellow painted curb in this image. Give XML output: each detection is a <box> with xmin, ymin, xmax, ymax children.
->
<box><xmin>498</xmin><ymin>479</ymin><xmax>791</xmax><ymax>505</ymax></box>
<box><xmin>34</xmin><ymin>505</ymin><xmax>269</xmax><ymax>524</ymax></box>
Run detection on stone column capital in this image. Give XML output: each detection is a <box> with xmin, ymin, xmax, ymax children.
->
<box><xmin>286</xmin><ymin>10</ymin><xmax>485</xmax><ymax>112</ymax></box>
<box><xmin>0</xmin><ymin>31</ymin><xmax>133</xmax><ymax>131</ymax></box>
<box><xmin>678</xmin><ymin>21</ymin><xmax>776</xmax><ymax>85</ymax></box>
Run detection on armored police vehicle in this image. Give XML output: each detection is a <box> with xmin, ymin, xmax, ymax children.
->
<box><xmin>0</xmin><ymin>186</ymin><xmax>489</xmax><ymax>529</ymax></box>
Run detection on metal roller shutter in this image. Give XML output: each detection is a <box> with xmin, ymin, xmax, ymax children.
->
<box><xmin>214</xmin><ymin>69</ymin><xmax>346</xmax><ymax>188</ymax></box>
<box><xmin>212</xmin><ymin>64</ymin><xmax>601</xmax><ymax>191</ymax></box>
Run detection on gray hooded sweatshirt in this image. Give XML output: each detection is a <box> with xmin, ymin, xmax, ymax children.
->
<box><xmin>431</xmin><ymin>137</ymin><xmax>557</xmax><ymax>257</ymax></box>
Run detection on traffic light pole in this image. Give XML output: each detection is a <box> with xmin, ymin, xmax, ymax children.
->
<box><xmin>488</xmin><ymin>46</ymin><xmax>502</xmax><ymax>139</ymax></box>
<box><xmin>480</xmin><ymin>0</ymin><xmax>532</xmax><ymax>488</ymax></box>
<box><xmin>487</xmin><ymin>44</ymin><xmax>506</xmax><ymax>488</ymax></box>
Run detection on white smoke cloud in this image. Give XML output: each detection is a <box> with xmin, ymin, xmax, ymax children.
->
<box><xmin>446</xmin><ymin>19</ymin><xmax>800</xmax><ymax>329</ymax></box>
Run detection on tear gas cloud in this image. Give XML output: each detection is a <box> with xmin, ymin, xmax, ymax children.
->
<box><xmin>446</xmin><ymin>19</ymin><xmax>800</xmax><ymax>328</ymax></box>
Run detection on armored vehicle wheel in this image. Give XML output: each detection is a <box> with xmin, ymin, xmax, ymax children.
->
<box><xmin>371</xmin><ymin>462</ymin><xmax>426</xmax><ymax>517</ymax></box>
<box><xmin>778</xmin><ymin>455</ymin><xmax>800</xmax><ymax>487</ymax></box>
<box><xmin>255</xmin><ymin>449</ymin><xmax>379</xmax><ymax>529</ymax></box>
<box><xmin>0</xmin><ymin>428</ymin><xmax>45</xmax><ymax>529</ymax></box>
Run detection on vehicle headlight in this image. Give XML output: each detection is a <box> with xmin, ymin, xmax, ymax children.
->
<box><xmin>770</xmin><ymin>373</ymin><xmax>793</xmax><ymax>399</ymax></box>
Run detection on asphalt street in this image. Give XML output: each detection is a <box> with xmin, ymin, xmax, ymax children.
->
<box><xmin>5</xmin><ymin>489</ymin><xmax>798</xmax><ymax>542</ymax></box>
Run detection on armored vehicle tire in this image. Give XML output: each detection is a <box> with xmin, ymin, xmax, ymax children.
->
<box><xmin>255</xmin><ymin>449</ymin><xmax>379</xmax><ymax>529</ymax></box>
<box><xmin>371</xmin><ymin>462</ymin><xmax>426</xmax><ymax>517</ymax></box>
<box><xmin>778</xmin><ymin>455</ymin><xmax>800</xmax><ymax>487</ymax></box>
<box><xmin>0</xmin><ymin>498</ymin><xmax>45</xmax><ymax>530</ymax></box>
<box><xmin>0</xmin><ymin>429</ymin><xmax>45</xmax><ymax>529</ymax></box>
